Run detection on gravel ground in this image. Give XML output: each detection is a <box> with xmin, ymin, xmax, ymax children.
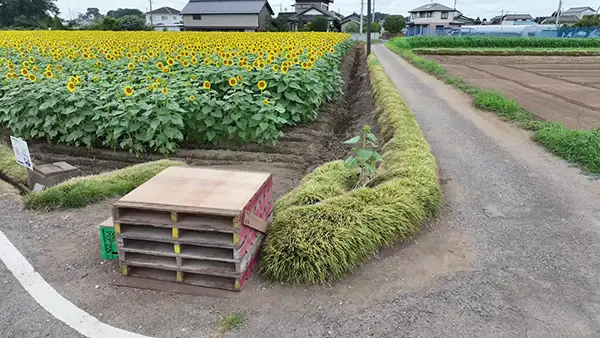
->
<box><xmin>1</xmin><ymin>45</ymin><xmax>599</xmax><ymax>337</ymax></box>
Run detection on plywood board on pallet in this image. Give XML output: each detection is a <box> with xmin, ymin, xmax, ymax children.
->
<box><xmin>115</xmin><ymin>167</ymin><xmax>271</xmax><ymax>217</ymax></box>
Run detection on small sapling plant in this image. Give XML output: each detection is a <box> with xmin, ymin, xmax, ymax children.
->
<box><xmin>343</xmin><ymin>125</ymin><xmax>382</xmax><ymax>187</ymax></box>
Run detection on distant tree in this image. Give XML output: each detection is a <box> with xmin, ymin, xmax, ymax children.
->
<box><xmin>344</xmin><ymin>21</ymin><xmax>360</xmax><ymax>33</ymax></box>
<box><xmin>534</xmin><ymin>16</ymin><xmax>549</xmax><ymax>24</ymax></box>
<box><xmin>332</xmin><ymin>18</ymin><xmax>341</xmax><ymax>32</ymax></box>
<box><xmin>84</xmin><ymin>7</ymin><xmax>102</xmax><ymax>20</ymax></box>
<box><xmin>308</xmin><ymin>16</ymin><xmax>328</xmax><ymax>31</ymax></box>
<box><xmin>383</xmin><ymin>15</ymin><xmax>405</xmax><ymax>34</ymax></box>
<box><xmin>269</xmin><ymin>16</ymin><xmax>290</xmax><ymax>31</ymax></box>
<box><xmin>107</xmin><ymin>8</ymin><xmax>144</xmax><ymax>19</ymax></box>
<box><xmin>374</xmin><ymin>12</ymin><xmax>390</xmax><ymax>22</ymax></box>
<box><xmin>573</xmin><ymin>14</ymin><xmax>600</xmax><ymax>27</ymax></box>
<box><xmin>41</xmin><ymin>15</ymin><xmax>66</xmax><ymax>29</ymax></box>
<box><xmin>475</xmin><ymin>17</ymin><xmax>482</xmax><ymax>25</ymax></box>
<box><xmin>482</xmin><ymin>18</ymin><xmax>488</xmax><ymax>24</ymax></box>
<box><xmin>0</xmin><ymin>0</ymin><xmax>59</xmax><ymax>27</ymax></box>
<box><xmin>13</xmin><ymin>15</ymin><xmax>42</xmax><ymax>28</ymax></box>
<box><xmin>117</xmin><ymin>15</ymin><xmax>146</xmax><ymax>30</ymax></box>
<box><xmin>371</xmin><ymin>22</ymin><xmax>381</xmax><ymax>32</ymax></box>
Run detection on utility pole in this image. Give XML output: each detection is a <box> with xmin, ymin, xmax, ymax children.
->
<box><xmin>367</xmin><ymin>0</ymin><xmax>372</xmax><ymax>55</ymax></box>
<box><xmin>595</xmin><ymin>5</ymin><xmax>599</xmax><ymax>14</ymax></box>
<box><xmin>453</xmin><ymin>0</ymin><xmax>457</xmax><ymax>9</ymax></box>
<box><xmin>372</xmin><ymin>0</ymin><xmax>375</xmax><ymax>23</ymax></box>
<box><xmin>360</xmin><ymin>0</ymin><xmax>364</xmax><ymax>34</ymax></box>
<box><xmin>555</xmin><ymin>0</ymin><xmax>562</xmax><ymax>26</ymax></box>
<box><xmin>149</xmin><ymin>0</ymin><xmax>154</xmax><ymax>26</ymax></box>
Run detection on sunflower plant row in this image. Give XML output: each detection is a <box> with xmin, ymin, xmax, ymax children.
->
<box><xmin>0</xmin><ymin>31</ymin><xmax>351</xmax><ymax>154</ymax></box>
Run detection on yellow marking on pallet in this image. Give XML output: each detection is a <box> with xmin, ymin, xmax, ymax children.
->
<box><xmin>234</xmin><ymin>280</ymin><xmax>241</xmax><ymax>290</ymax></box>
<box><xmin>233</xmin><ymin>233</ymin><xmax>240</xmax><ymax>245</ymax></box>
<box><xmin>232</xmin><ymin>217</ymin><xmax>239</xmax><ymax>229</ymax></box>
<box><xmin>120</xmin><ymin>264</ymin><xmax>128</xmax><ymax>276</ymax></box>
<box><xmin>114</xmin><ymin>223</ymin><xmax>121</xmax><ymax>234</ymax></box>
<box><xmin>170</xmin><ymin>212</ymin><xmax>177</xmax><ymax>223</ymax></box>
<box><xmin>172</xmin><ymin>228</ymin><xmax>179</xmax><ymax>239</ymax></box>
<box><xmin>176</xmin><ymin>271</ymin><xmax>183</xmax><ymax>282</ymax></box>
<box><xmin>174</xmin><ymin>244</ymin><xmax>181</xmax><ymax>254</ymax></box>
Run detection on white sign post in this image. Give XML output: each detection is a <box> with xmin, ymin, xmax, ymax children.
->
<box><xmin>10</xmin><ymin>136</ymin><xmax>33</xmax><ymax>170</ymax></box>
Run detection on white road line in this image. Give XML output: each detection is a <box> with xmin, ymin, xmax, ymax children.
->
<box><xmin>0</xmin><ymin>230</ymin><xmax>152</xmax><ymax>338</ymax></box>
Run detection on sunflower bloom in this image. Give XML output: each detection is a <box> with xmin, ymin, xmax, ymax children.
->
<box><xmin>124</xmin><ymin>86</ymin><xmax>134</xmax><ymax>96</ymax></box>
<box><xmin>156</xmin><ymin>62</ymin><xmax>164</xmax><ymax>69</ymax></box>
<box><xmin>162</xmin><ymin>87</ymin><xmax>169</xmax><ymax>95</ymax></box>
<box><xmin>272</xmin><ymin>64</ymin><xmax>279</xmax><ymax>72</ymax></box>
<box><xmin>228</xmin><ymin>77</ymin><xmax>237</xmax><ymax>87</ymax></box>
<box><xmin>263</xmin><ymin>99</ymin><xmax>269</xmax><ymax>105</ymax></box>
<box><xmin>189</xmin><ymin>95</ymin><xmax>196</xmax><ymax>102</ymax></box>
<box><xmin>127</xmin><ymin>63</ymin><xmax>135</xmax><ymax>71</ymax></box>
<box><xmin>203</xmin><ymin>80</ymin><xmax>211</xmax><ymax>90</ymax></box>
<box><xmin>236</xmin><ymin>74</ymin><xmax>243</xmax><ymax>82</ymax></box>
<box><xmin>20</xmin><ymin>68</ymin><xmax>28</xmax><ymax>76</ymax></box>
<box><xmin>45</xmin><ymin>71</ymin><xmax>53</xmax><ymax>78</ymax></box>
<box><xmin>67</xmin><ymin>82</ymin><xmax>76</xmax><ymax>93</ymax></box>
<box><xmin>257</xmin><ymin>80</ymin><xmax>267</xmax><ymax>91</ymax></box>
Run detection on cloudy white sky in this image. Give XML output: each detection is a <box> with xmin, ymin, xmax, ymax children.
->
<box><xmin>56</xmin><ymin>0</ymin><xmax>594</xmax><ymax>21</ymax></box>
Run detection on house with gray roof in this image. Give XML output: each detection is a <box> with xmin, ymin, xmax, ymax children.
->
<box><xmin>181</xmin><ymin>0</ymin><xmax>274</xmax><ymax>31</ymax></box>
<box><xmin>407</xmin><ymin>2</ymin><xmax>473</xmax><ymax>36</ymax></box>
<box><xmin>562</xmin><ymin>6</ymin><xmax>596</xmax><ymax>19</ymax></box>
<box><xmin>145</xmin><ymin>7</ymin><xmax>182</xmax><ymax>31</ymax></box>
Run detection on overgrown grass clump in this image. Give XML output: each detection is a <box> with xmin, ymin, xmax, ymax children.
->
<box><xmin>24</xmin><ymin>159</ymin><xmax>183</xmax><ymax>210</ymax></box>
<box><xmin>402</xmin><ymin>36</ymin><xmax>600</xmax><ymax>49</ymax></box>
<box><xmin>260</xmin><ymin>55</ymin><xmax>441</xmax><ymax>284</ymax></box>
<box><xmin>387</xmin><ymin>38</ymin><xmax>600</xmax><ymax>175</ymax></box>
<box><xmin>0</xmin><ymin>141</ymin><xmax>27</xmax><ymax>184</ymax></box>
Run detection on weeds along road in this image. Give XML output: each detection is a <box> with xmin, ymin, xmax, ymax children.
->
<box><xmin>367</xmin><ymin>44</ymin><xmax>600</xmax><ymax>337</ymax></box>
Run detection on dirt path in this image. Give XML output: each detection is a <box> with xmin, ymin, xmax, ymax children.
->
<box><xmin>373</xmin><ymin>44</ymin><xmax>600</xmax><ymax>337</ymax></box>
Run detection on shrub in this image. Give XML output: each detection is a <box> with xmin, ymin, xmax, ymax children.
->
<box><xmin>383</xmin><ymin>15</ymin><xmax>405</xmax><ymax>34</ymax></box>
<box><xmin>24</xmin><ymin>159</ymin><xmax>183</xmax><ymax>210</ymax></box>
<box><xmin>260</xmin><ymin>55</ymin><xmax>441</xmax><ymax>284</ymax></box>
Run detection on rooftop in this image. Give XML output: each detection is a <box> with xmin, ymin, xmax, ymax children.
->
<box><xmin>181</xmin><ymin>0</ymin><xmax>273</xmax><ymax>15</ymax></box>
<box><xmin>146</xmin><ymin>6</ymin><xmax>181</xmax><ymax>15</ymax></box>
<box><xmin>409</xmin><ymin>2</ymin><xmax>456</xmax><ymax>13</ymax></box>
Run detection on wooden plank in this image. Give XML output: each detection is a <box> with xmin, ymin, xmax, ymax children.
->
<box><xmin>183</xmin><ymin>272</ymin><xmax>239</xmax><ymax>291</ymax></box>
<box><xmin>115</xmin><ymin>209</ymin><xmax>237</xmax><ymax>233</ymax></box>
<box><xmin>115</xmin><ymin>167</ymin><xmax>272</xmax><ymax>217</ymax></box>
<box><xmin>121</xmin><ymin>252</ymin><xmax>178</xmax><ymax>271</ymax></box>
<box><xmin>114</xmin><ymin>274</ymin><xmax>237</xmax><ymax>298</ymax></box>
<box><xmin>179</xmin><ymin>245</ymin><xmax>236</xmax><ymax>263</ymax></box>
<box><xmin>119</xmin><ymin>224</ymin><xmax>172</xmax><ymax>243</ymax></box>
<box><xmin>243</xmin><ymin>211</ymin><xmax>269</xmax><ymax>233</ymax></box>
<box><xmin>118</xmin><ymin>239</ymin><xmax>175</xmax><ymax>257</ymax></box>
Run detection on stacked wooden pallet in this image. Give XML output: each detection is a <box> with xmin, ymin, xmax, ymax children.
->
<box><xmin>112</xmin><ymin>166</ymin><xmax>273</xmax><ymax>291</ymax></box>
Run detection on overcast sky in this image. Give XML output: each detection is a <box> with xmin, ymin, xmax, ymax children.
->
<box><xmin>56</xmin><ymin>0</ymin><xmax>593</xmax><ymax>21</ymax></box>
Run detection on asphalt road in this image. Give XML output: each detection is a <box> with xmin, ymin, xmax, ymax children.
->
<box><xmin>362</xmin><ymin>44</ymin><xmax>600</xmax><ymax>337</ymax></box>
<box><xmin>1</xmin><ymin>45</ymin><xmax>600</xmax><ymax>337</ymax></box>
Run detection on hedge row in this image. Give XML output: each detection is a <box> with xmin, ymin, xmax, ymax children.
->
<box><xmin>259</xmin><ymin>55</ymin><xmax>442</xmax><ymax>284</ymax></box>
<box><xmin>387</xmin><ymin>39</ymin><xmax>600</xmax><ymax>175</ymax></box>
<box><xmin>399</xmin><ymin>36</ymin><xmax>600</xmax><ymax>49</ymax></box>
<box><xmin>25</xmin><ymin>159</ymin><xmax>184</xmax><ymax>210</ymax></box>
<box><xmin>412</xmin><ymin>48</ymin><xmax>600</xmax><ymax>56</ymax></box>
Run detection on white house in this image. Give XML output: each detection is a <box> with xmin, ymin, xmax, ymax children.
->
<box><xmin>407</xmin><ymin>2</ymin><xmax>474</xmax><ymax>36</ymax></box>
<box><xmin>500</xmin><ymin>14</ymin><xmax>533</xmax><ymax>25</ymax></box>
<box><xmin>145</xmin><ymin>7</ymin><xmax>182</xmax><ymax>31</ymax></box>
<box><xmin>562</xmin><ymin>6</ymin><xmax>596</xmax><ymax>19</ymax></box>
<box><xmin>181</xmin><ymin>0</ymin><xmax>273</xmax><ymax>31</ymax></box>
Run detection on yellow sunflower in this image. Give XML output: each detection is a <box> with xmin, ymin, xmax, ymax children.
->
<box><xmin>281</xmin><ymin>65</ymin><xmax>289</xmax><ymax>74</ymax></box>
<box><xmin>263</xmin><ymin>99</ymin><xmax>269</xmax><ymax>105</ymax></box>
<box><xmin>236</xmin><ymin>74</ymin><xmax>243</xmax><ymax>82</ymax></box>
<box><xmin>272</xmin><ymin>64</ymin><xmax>279</xmax><ymax>72</ymax></box>
<box><xmin>44</xmin><ymin>70</ymin><xmax>53</xmax><ymax>78</ymax></box>
<box><xmin>20</xmin><ymin>68</ymin><xmax>28</xmax><ymax>76</ymax></box>
<box><xmin>189</xmin><ymin>95</ymin><xmax>196</xmax><ymax>102</ymax></box>
<box><xmin>167</xmin><ymin>58</ymin><xmax>175</xmax><ymax>66</ymax></box>
<box><xmin>203</xmin><ymin>80</ymin><xmax>211</xmax><ymax>90</ymax></box>
<box><xmin>124</xmin><ymin>86</ymin><xmax>134</xmax><ymax>97</ymax></box>
<box><xmin>162</xmin><ymin>87</ymin><xmax>169</xmax><ymax>95</ymax></box>
<box><xmin>257</xmin><ymin>80</ymin><xmax>267</xmax><ymax>91</ymax></box>
<box><xmin>127</xmin><ymin>63</ymin><xmax>135</xmax><ymax>71</ymax></box>
<box><xmin>67</xmin><ymin>81</ymin><xmax>76</xmax><ymax>93</ymax></box>
<box><xmin>156</xmin><ymin>62</ymin><xmax>164</xmax><ymax>69</ymax></box>
<box><xmin>162</xmin><ymin>67</ymin><xmax>170</xmax><ymax>73</ymax></box>
<box><xmin>228</xmin><ymin>77</ymin><xmax>238</xmax><ymax>87</ymax></box>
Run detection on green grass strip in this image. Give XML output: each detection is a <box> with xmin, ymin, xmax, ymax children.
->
<box><xmin>412</xmin><ymin>48</ymin><xmax>600</xmax><ymax>56</ymax></box>
<box><xmin>24</xmin><ymin>159</ymin><xmax>184</xmax><ymax>210</ymax></box>
<box><xmin>387</xmin><ymin>38</ymin><xmax>600</xmax><ymax>175</ymax></box>
<box><xmin>0</xmin><ymin>141</ymin><xmax>27</xmax><ymax>184</ymax></box>
<box><xmin>402</xmin><ymin>36</ymin><xmax>600</xmax><ymax>49</ymax></box>
<box><xmin>259</xmin><ymin>54</ymin><xmax>442</xmax><ymax>284</ymax></box>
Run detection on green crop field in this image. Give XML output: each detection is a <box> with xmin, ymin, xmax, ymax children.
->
<box><xmin>397</xmin><ymin>36</ymin><xmax>600</xmax><ymax>49</ymax></box>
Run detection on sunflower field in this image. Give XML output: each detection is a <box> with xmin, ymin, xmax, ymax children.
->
<box><xmin>0</xmin><ymin>31</ymin><xmax>351</xmax><ymax>154</ymax></box>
